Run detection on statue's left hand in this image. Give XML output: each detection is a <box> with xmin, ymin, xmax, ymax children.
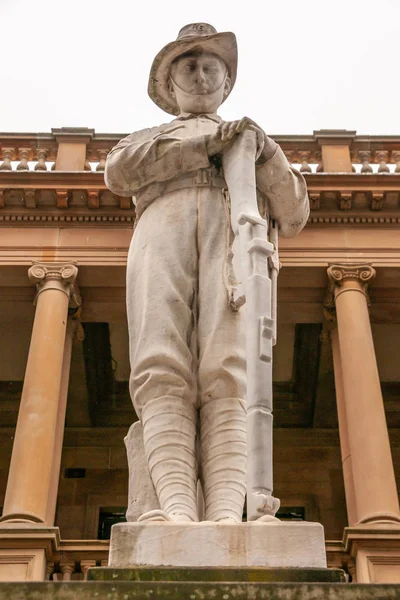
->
<box><xmin>218</xmin><ymin>117</ymin><xmax>275</xmax><ymax>160</ymax></box>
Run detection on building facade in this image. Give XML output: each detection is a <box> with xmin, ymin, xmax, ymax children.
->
<box><xmin>0</xmin><ymin>128</ymin><xmax>399</xmax><ymax>583</ymax></box>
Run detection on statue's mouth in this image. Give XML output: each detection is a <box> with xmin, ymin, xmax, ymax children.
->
<box><xmin>192</xmin><ymin>87</ymin><xmax>209</xmax><ymax>95</ymax></box>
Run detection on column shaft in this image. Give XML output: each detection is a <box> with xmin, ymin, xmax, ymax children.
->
<box><xmin>328</xmin><ymin>265</ymin><xmax>400</xmax><ymax>525</ymax></box>
<box><xmin>45</xmin><ymin>318</ymin><xmax>77</xmax><ymax>525</ymax></box>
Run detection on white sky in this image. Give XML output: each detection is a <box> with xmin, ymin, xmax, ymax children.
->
<box><xmin>1</xmin><ymin>0</ymin><xmax>399</xmax><ymax>136</ymax></box>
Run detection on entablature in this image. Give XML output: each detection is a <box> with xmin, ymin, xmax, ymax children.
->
<box><xmin>1</xmin><ymin>128</ymin><xmax>400</xmax><ymax>227</ymax></box>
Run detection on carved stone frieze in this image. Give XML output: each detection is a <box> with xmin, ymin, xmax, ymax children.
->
<box><xmin>28</xmin><ymin>262</ymin><xmax>81</xmax><ymax>307</ymax></box>
<box><xmin>309</xmin><ymin>193</ymin><xmax>320</xmax><ymax>210</ymax></box>
<box><xmin>338</xmin><ymin>192</ymin><xmax>352</xmax><ymax>211</ymax></box>
<box><xmin>23</xmin><ymin>189</ymin><xmax>38</xmax><ymax>208</ymax></box>
<box><xmin>369</xmin><ymin>191</ymin><xmax>385</xmax><ymax>211</ymax></box>
<box><xmin>55</xmin><ymin>189</ymin><xmax>69</xmax><ymax>209</ymax></box>
<box><xmin>87</xmin><ymin>190</ymin><xmax>99</xmax><ymax>209</ymax></box>
<box><xmin>119</xmin><ymin>195</ymin><xmax>133</xmax><ymax>210</ymax></box>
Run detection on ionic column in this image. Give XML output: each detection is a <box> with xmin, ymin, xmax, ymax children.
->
<box><xmin>0</xmin><ymin>263</ymin><xmax>79</xmax><ymax>524</ymax></box>
<box><xmin>327</xmin><ymin>264</ymin><xmax>400</xmax><ymax>525</ymax></box>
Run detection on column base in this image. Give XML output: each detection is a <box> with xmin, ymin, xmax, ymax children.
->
<box><xmin>0</xmin><ymin>512</ymin><xmax>45</xmax><ymax>524</ymax></box>
<box><xmin>344</xmin><ymin>524</ymin><xmax>400</xmax><ymax>583</ymax></box>
<box><xmin>0</xmin><ymin>523</ymin><xmax>60</xmax><ymax>582</ymax></box>
<box><xmin>109</xmin><ymin>521</ymin><xmax>327</xmax><ymax>569</ymax></box>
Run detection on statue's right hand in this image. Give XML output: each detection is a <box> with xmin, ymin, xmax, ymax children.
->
<box><xmin>205</xmin><ymin>131</ymin><xmax>229</xmax><ymax>157</ymax></box>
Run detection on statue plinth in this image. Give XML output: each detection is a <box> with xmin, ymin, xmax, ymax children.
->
<box><xmin>108</xmin><ymin>521</ymin><xmax>327</xmax><ymax>569</ymax></box>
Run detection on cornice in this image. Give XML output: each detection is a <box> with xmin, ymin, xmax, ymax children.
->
<box><xmin>0</xmin><ymin>171</ymin><xmax>107</xmax><ymax>189</ymax></box>
<box><xmin>305</xmin><ymin>172</ymin><xmax>400</xmax><ymax>192</ymax></box>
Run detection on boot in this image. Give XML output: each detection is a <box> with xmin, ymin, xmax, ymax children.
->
<box><xmin>200</xmin><ymin>398</ymin><xmax>246</xmax><ymax>523</ymax></box>
<box><xmin>141</xmin><ymin>396</ymin><xmax>198</xmax><ymax>522</ymax></box>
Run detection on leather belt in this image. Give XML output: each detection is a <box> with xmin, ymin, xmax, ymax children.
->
<box><xmin>162</xmin><ymin>168</ymin><xmax>226</xmax><ymax>194</ymax></box>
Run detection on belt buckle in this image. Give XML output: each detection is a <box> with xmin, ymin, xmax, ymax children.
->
<box><xmin>195</xmin><ymin>168</ymin><xmax>214</xmax><ymax>187</ymax></box>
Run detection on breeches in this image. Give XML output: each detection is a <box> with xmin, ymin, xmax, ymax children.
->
<box><xmin>126</xmin><ymin>186</ymin><xmax>246</xmax><ymax>415</ymax></box>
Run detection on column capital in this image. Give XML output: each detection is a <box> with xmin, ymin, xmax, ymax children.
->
<box><xmin>324</xmin><ymin>263</ymin><xmax>376</xmax><ymax>321</ymax></box>
<box><xmin>327</xmin><ymin>263</ymin><xmax>376</xmax><ymax>288</ymax></box>
<box><xmin>28</xmin><ymin>262</ymin><xmax>81</xmax><ymax>307</ymax></box>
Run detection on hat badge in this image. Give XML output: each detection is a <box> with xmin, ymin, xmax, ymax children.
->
<box><xmin>178</xmin><ymin>23</ymin><xmax>217</xmax><ymax>39</ymax></box>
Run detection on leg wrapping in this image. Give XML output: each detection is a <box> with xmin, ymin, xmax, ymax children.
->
<box><xmin>200</xmin><ymin>398</ymin><xmax>246</xmax><ymax>523</ymax></box>
<box><xmin>141</xmin><ymin>396</ymin><xmax>198</xmax><ymax>522</ymax></box>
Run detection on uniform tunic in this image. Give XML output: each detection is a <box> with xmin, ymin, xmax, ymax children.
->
<box><xmin>105</xmin><ymin>114</ymin><xmax>309</xmax><ymax>416</ymax></box>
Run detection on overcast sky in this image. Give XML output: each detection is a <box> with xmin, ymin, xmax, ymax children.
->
<box><xmin>1</xmin><ymin>0</ymin><xmax>399</xmax><ymax>136</ymax></box>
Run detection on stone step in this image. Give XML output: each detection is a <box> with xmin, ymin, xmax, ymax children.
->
<box><xmin>0</xmin><ymin>582</ymin><xmax>399</xmax><ymax>600</ymax></box>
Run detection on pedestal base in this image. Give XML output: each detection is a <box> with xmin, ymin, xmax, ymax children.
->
<box><xmin>89</xmin><ymin>566</ymin><xmax>345</xmax><ymax>583</ymax></box>
<box><xmin>344</xmin><ymin>524</ymin><xmax>400</xmax><ymax>583</ymax></box>
<box><xmin>109</xmin><ymin>521</ymin><xmax>327</xmax><ymax>569</ymax></box>
<box><xmin>0</xmin><ymin>523</ymin><xmax>60</xmax><ymax>582</ymax></box>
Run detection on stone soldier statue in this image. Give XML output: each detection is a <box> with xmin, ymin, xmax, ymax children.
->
<box><xmin>105</xmin><ymin>23</ymin><xmax>309</xmax><ymax>524</ymax></box>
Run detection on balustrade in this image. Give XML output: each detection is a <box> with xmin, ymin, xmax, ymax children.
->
<box><xmin>16</xmin><ymin>148</ymin><xmax>31</xmax><ymax>171</ymax></box>
<box><xmin>393</xmin><ymin>151</ymin><xmax>400</xmax><ymax>173</ymax></box>
<box><xmin>45</xmin><ymin>541</ymin><xmax>109</xmax><ymax>580</ymax></box>
<box><xmin>0</xmin><ymin>147</ymin><xmax>15</xmax><ymax>170</ymax></box>
<box><xmin>358</xmin><ymin>151</ymin><xmax>373</xmax><ymax>173</ymax></box>
<box><xmin>0</xmin><ymin>130</ymin><xmax>399</xmax><ymax>174</ymax></box>
<box><xmin>376</xmin><ymin>150</ymin><xmax>390</xmax><ymax>173</ymax></box>
<box><xmin>35</xmin><ymin>148</ymin><xmax>49</xmax><ymax>171</ymax></box>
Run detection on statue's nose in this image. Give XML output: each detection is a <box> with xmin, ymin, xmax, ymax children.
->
<box><xmin>196</xmin><ymin>69</ymin><xmax>207</xmax><ymax>83</ymax></box>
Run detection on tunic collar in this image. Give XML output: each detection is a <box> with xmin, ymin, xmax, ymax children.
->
<box><xmin>177</xmin><ymin>112</ymin><xmax>222</xmax><ymax>124</ymax></box>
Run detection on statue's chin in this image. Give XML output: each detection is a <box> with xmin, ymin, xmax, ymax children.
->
<box><xmin>176</xmin><ymin>89</ymin><xmax>224</xmax><ymax>115</ymax></box>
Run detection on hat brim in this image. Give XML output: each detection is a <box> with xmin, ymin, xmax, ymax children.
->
<box><xmin>148</xmin><ymin>31</ymin><xmax>237</xmax><ymax>116</ymax></box>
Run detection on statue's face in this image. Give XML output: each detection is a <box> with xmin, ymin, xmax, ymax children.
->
<box><xmin>169</xmin><ymin>51</ymin><xmax>231</xmax><ymax>113</ymax></box>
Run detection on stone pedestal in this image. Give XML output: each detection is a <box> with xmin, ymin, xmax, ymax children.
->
<box><xmin>0</xmin><ymin>524</ymin><xmax>60</xmax><ymax>582</ymax></box>
<box><xmin>109</xmin><ymin>522</ymin><xmax>327</xmax><ymax>569</ymax></box>
<box><xmin>89</xmin><ymin>565</ymin><xmax>345</xmax><ymax>583</ymax></box>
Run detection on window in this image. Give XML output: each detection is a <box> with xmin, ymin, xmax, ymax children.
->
<box><xmin>98</xmin><ymin>507</ymin><xmax>127</xmax><ymax>540</ymax></box>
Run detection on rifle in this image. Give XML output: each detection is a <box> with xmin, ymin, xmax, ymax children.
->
<box><xmin>223</xmin><ymin>129</ymin><xmax>280</xmax><ymax>522</ymax></box>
